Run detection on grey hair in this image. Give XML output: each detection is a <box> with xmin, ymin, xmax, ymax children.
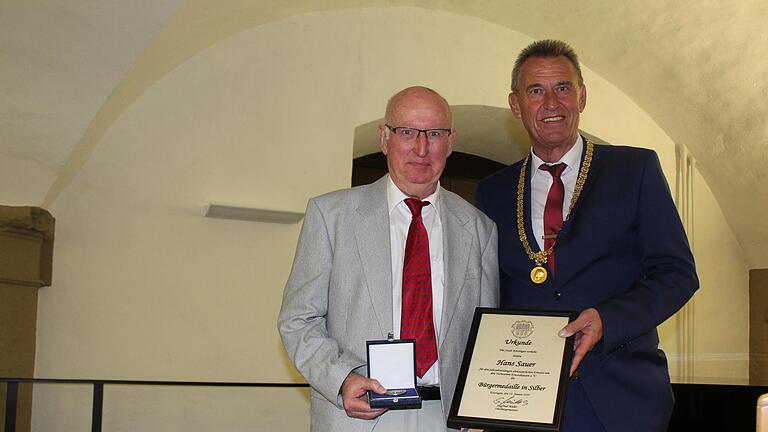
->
<box><xmin>511</xmin><ymin>39</ymin><xmax>584</xmax><ymax>92</ymax></box>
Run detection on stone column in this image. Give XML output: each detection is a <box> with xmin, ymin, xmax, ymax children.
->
<box><xmin>0</xmin><ymin>206</ymin><xmax>54</xmax><ymax>432</ymax></box>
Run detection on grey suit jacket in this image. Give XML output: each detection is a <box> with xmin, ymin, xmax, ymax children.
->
<box><xmin>278</xmin><ymin>176</ymin><xmax>499</xmax><ymax>431</ymax></box>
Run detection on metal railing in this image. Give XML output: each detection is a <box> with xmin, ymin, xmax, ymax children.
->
<box><xmin>5</xmin><ymin>379</ymin><xmax>767</xmax><ymax>431</ymax></box>
<box><xmin>1</xmin><ymin>377</ymin><xmax>309</xmax><ymax>432</ymax></box>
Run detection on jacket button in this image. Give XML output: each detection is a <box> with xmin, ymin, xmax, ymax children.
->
<box><xmin>553</xmin><ymin>292</ymin><xmax>562</xmax><ymax>300</ymax></box>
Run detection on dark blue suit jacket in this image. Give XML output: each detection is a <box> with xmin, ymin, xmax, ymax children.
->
<box><xmin>476</xmin><ymin>143</ymin><xmax>698</xmax><ymax>432</ymax></box>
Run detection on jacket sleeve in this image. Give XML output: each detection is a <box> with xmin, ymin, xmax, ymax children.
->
<box><xmin>277</xmin><ymin>198</ymin><xmax>366</xmax><ymax>407</ymax></box>
<box><xmin>595</xmin><ymin>151</ymin><xmax>699</xmax><ymax>352</ymax></box>
<box><xmin>480</xmin><ymin>222</ymin><xmax>501</xmax><ymax>308</ymax></box>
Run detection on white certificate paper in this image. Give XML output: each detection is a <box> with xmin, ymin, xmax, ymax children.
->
<box><xmin>449</xmin><ymin>309</ymin><xmax>575</xmax><ymax>431</ymax></box>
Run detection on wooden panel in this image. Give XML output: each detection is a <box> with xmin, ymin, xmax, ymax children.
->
<box><xmin>447</xmin><ymin>178</ymin><xmax>480</xmax><ymax>206</ymax></box>
<box><xmin>751</xmin><ymin>269</ymin><xmax>768</xmax><ymax>385</ymax></box>
<box><xmin>669</xmin><ymin>383</ymin><xmax>768</xmax><ymax>431</ymax></box>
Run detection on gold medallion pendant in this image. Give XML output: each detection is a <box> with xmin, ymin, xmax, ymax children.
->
<box><xmin>516</xmin><ymin>140</ymin><xmax>594</xmax><ymax>286</ymax></box>
<box><xmin>530</xmin><ymin>266</ymin><xmax>548</xmax><ymax>284</ymax></box>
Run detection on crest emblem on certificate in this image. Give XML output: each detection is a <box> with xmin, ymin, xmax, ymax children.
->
<box><xmin>510</xmin><ymin>320</ymin><xmax>534</xmax><ymax>339</ymax></box>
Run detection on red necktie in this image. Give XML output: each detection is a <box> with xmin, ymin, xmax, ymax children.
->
<box><xmin>540</xmin><ymin>163</ymin><xmax>567</xmax><ymax>274</ymax></box>
<box><xmin>400</xmin><ymin>198</ymin><xmax>437</xmax><ymax>378</ymax></box>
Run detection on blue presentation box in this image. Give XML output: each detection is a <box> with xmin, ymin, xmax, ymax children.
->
<box><xmin>366</xmin><ymin>338</ymin><xmax>422</xmax><ymax>409</ymax></box>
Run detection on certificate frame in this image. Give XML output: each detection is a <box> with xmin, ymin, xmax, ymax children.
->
<box><xmin>447</xmin><ymin>308</ymin><xmax>577</xmax><ymax>431</ymax></box>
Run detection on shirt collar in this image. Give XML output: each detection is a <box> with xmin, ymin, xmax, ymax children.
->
<box><xmin>386</xmin><ymin>174</ymin><xmax>441</xmax><ymax>216</ymax></box>
<box><xmin>530</xmin><ymin>135</ymin><xmax>584</xmax><ymax>176</ymax></box>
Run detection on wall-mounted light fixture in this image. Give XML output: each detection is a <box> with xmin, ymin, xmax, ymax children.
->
<box><xmin>203</xmin><ymin>204</ymin><xmax>304</xmax><ymax>224</ymax></box>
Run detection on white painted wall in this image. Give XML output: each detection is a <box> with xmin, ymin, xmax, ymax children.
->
<box><xmin>31</xmin><ymin>7</ymin><xmax>749</xmax><ymax>430</ymax></box>
<box><xmin>0</xmin><ymin>154</ymin><xmax>54</xmax><ymax>206</ymax></box>
<box><xmin>689</xmin><ymin>168</ymin><xmax>750</xmax><ymax>382</ymax></box>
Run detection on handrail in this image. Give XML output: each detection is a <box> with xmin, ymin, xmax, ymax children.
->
<box><xmin>1</xmin><ymin>377</ymin><xmax>309</xmax><ymax>432</ymax></box>
<box><xmin>4</xmin><ymin>379</ymin><xmax>768</xmax><ymax>430</ymax></box>
<box><xmin>0</xmin><ymin>377</ymin><xmax>309</xmax><ymax>387</ymax></box>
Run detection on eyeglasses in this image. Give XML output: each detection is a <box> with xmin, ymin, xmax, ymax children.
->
<box><xmin>385</xmin><ymin>124</ymin><xmax>452</xmax><ymax>142</ymax></box>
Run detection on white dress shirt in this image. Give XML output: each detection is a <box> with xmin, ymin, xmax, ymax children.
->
<box><xmin>530</xmin><ymin>136</ymin><xmax>584</xmax><ymax>251</ymax></box>
<box><xmin>386</xmin><ymin>175</ymin><xmax>444</xmax><ymax>386</ymax></box>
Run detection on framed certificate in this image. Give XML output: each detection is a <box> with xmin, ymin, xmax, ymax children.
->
<box><xmin>447</xmin><ymin>308</ymin><xmax>577</xmax><ymax>431</ymax></box>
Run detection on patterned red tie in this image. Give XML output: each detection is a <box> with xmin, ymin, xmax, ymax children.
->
<box><xmin>539</xmin><ymin>163</ymin><xmax>567</xmax><ymax>274</ymax></box>
<box><xmin>400</xmin><ymin>198</ymin><xmax>437</xmax><ymax>378</ymax></box>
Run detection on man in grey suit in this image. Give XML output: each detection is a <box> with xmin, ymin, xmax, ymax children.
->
<box><xmin>278</xmin><ymin>86</ymin><xmax>499</xmax><ymax>431</ymax></box>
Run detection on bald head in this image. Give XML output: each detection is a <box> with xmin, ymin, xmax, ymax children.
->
<box><xmin>384</xmin><ymin>86</ymin><xmax>452</xmax><ymax>128</ymax></box>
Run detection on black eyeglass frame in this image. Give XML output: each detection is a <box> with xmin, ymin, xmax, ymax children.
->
<box><xmin>384</xmin><ymin>124</ymin><xmax>453</xmax><ymax>140</ymax></box>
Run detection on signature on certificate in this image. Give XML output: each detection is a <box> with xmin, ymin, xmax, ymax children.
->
<box><xmin>493</xmin><ymin>396</ymin><xmax>529</xmax><ymax>408</ymax></box>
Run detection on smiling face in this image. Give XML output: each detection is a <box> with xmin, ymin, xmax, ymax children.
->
<box><xmin>509</xmin><ymin>56</ymin><xmax>587</xmax><ymax>162</ymax></box>
<box><xmin>379</xmin><ymin>87</ymin><xmax>454</xmax><ymax>199</ymax></box>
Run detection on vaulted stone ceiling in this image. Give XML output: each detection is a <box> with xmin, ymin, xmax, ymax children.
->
<box><xmin>2</xmin><ymin>0</ymin><xmax>766</xmax><ymax>267</ymax></box>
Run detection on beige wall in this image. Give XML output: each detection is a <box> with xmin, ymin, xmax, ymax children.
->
<box><xmin>0</xmin><ymin>155</ymin><xmax>55</xmax><ymax>207</ymax></box>
<box><xmin>694</xmin><ymin>168</ymin><xmax>751</xmax><ymax>381</ymax></box>
<box><xmin>666</xmin><ymin>168</ymin><xmax>750</xmax><ymax>382</ymax></box>
<box><xmin>29</xmin><ymin>7</ymin><xmax>750</xmax><ymax>430</ymax></box>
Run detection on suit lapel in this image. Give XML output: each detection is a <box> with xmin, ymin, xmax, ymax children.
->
<box><xmin>560</xmin><ymin>139</ymin><xmax>604</xmax><ymax>236</ymax></box>
<box><xmin>439</xmin><ymin>191</ymin><xmax>472</xmax><ymax>348</ymax></box>
<box><xmin>522</xmin><ymin>157</ymin><xmax>541</xmax><ymax>252</ymax></box>
<box><xmin>555</xmin><ymin>141</ymin><xmax>605</xmax><ymax>285</ymax></box>
<box><xmin>353</xmin><ymin>177</ymin><xmax>393</xmax><ymax>338</ymax></box>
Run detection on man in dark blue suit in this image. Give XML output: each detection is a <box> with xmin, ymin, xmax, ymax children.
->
<box><xmin>476</xmin><ymin>40</ymin><xmax>698</xmax><ymax>432</ymax></box>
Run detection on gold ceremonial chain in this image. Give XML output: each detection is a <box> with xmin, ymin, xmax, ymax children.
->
<box><xmin>517</xmin><ymin>140</ymin><xmax>594</xmax><ymax>284</ymax></box>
